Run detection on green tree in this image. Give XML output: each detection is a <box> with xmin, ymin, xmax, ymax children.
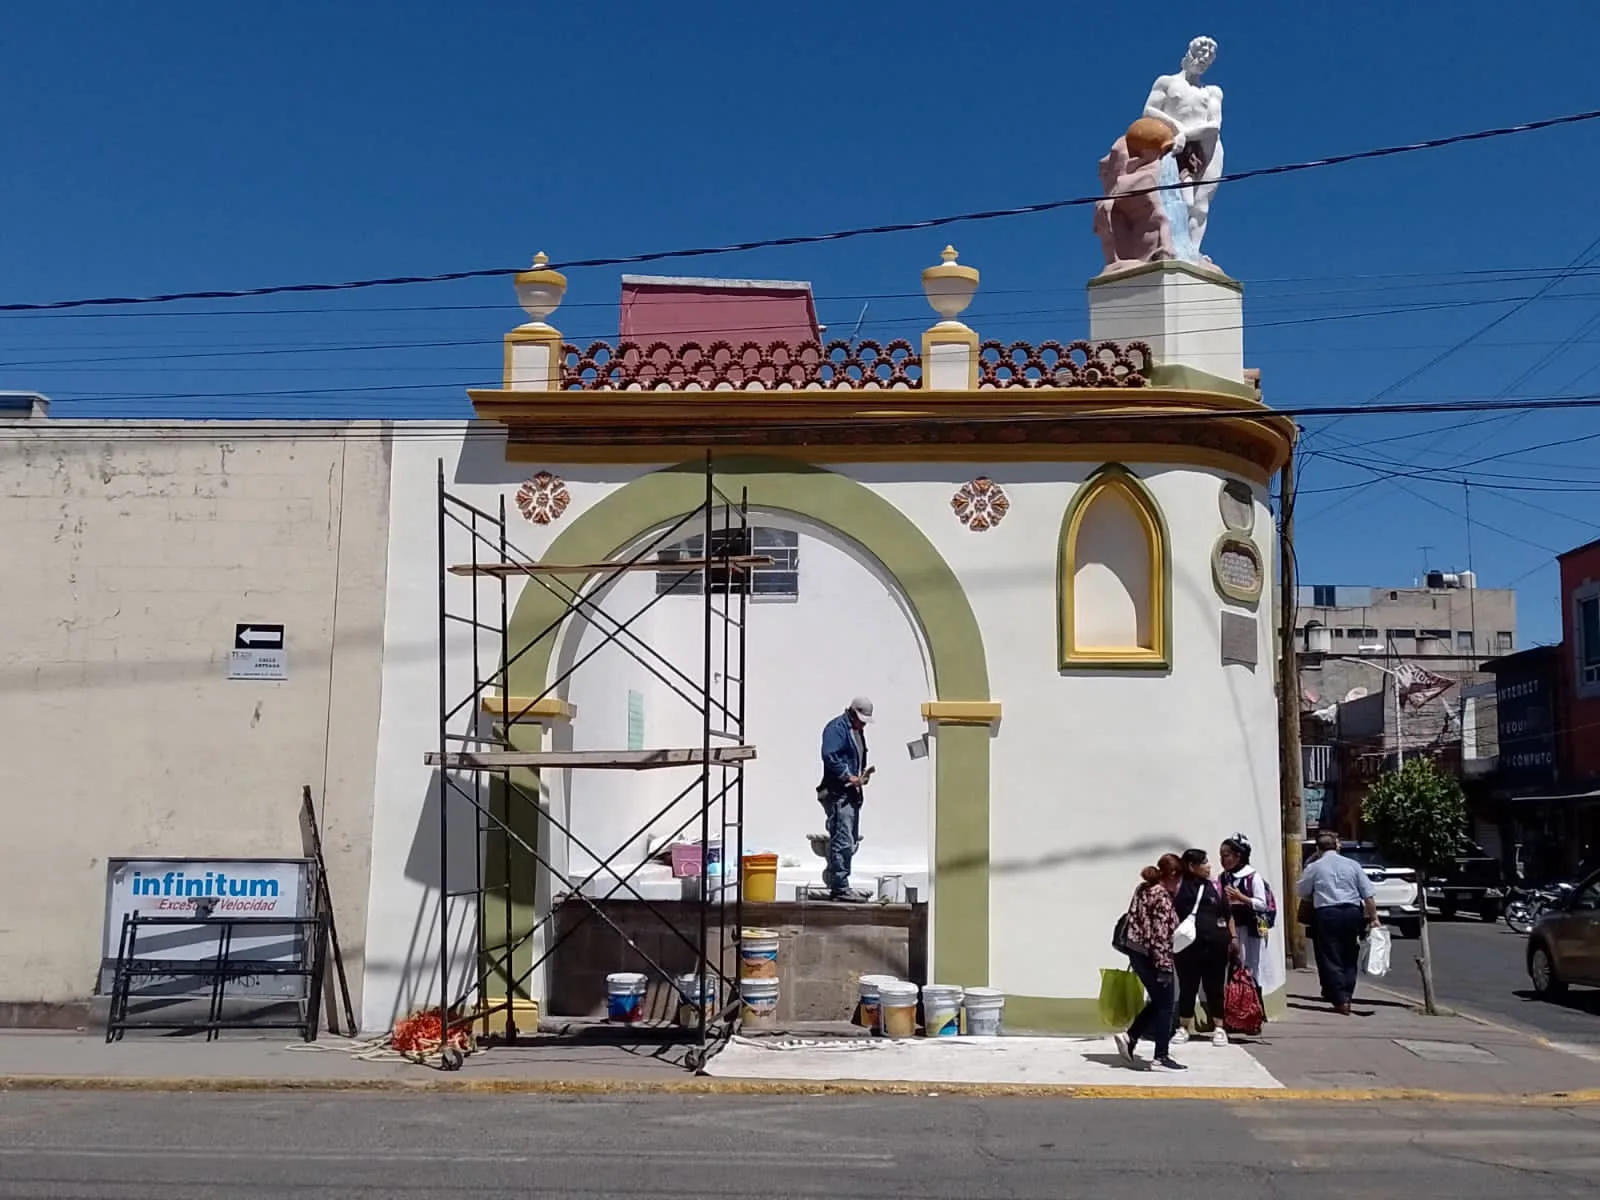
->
<box><xmin>1363</xmin><ymin>758</ymin><xmax>1467</xmax><ymax>1015</ymax></box>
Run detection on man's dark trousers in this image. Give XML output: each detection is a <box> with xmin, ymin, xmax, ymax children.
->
<box><xmin>1312</xmin><ymin>902</ymin><xmax>1365</xmax><ymax>1006</ymax></box>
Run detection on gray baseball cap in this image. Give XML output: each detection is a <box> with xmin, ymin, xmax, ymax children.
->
<box><xmin>849</xmin><ymin>696</ymin><xmax>874</xmax><ymax>723</ymax></box>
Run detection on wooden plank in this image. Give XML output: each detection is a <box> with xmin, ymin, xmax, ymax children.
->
<box><xmin>448</xmin><ymin>555</ymin><xmax>773</xmax><ymax>577</ymax></box>
<box><xmin>425</xmin><ymin>746</ymin><xmax>756</xmax><ymax>771</ymax></box>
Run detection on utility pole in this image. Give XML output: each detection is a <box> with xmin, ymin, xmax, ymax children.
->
<box><xmin>1278</xmin><ymin>445</ymin><xmax>1307</xmax><ymax>969</ymax></box>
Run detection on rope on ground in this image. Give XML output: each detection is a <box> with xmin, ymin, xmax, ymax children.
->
<box><xmin>282</xmin><ymin>1008</ymin><xmax>482</xmax><ymax>1068</ymax></box>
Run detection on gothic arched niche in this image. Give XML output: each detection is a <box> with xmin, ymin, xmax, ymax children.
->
<box><xmin>1057</xmin><ymin>465</ymin><xmax>1171</xmax><ymax>671</ymax></box>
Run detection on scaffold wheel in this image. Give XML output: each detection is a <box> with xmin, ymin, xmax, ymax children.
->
<box><xmin>440</xmin><ymin>1046</ymin><xmax>464</xmax><ymax>1071</ymax></box>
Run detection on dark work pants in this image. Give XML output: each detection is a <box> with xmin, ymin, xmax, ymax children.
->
<box><xmin>1175</xmin><ymin>938</ymin><xmax>1230</xmax><ymax>1025</ymax></box>
<box><xmin>819</xmin><ymin>792</ymin><xmax>861</xmax><ymax>894</ymax></box>
<box><xmin>1126</xmin><ymin>950</ymin><xmax>1176</xmax><ymax>1059</ymax></box>
<box><xmin>1312</xmin><ymin>903</ymin><xmax>1365</xmax><ymax>1006</ymax></box>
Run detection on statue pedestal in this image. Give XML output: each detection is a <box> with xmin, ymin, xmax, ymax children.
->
<box><xmin>1087</xmin><ymin>261</ymin><xmax>1244</xmax><ymax>384</ymax></box>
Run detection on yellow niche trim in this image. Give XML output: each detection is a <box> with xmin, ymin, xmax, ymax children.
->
<box><xmin>1058</xmin><ymin>465</ymin><xmax>1172</xmax><ymax>672</ymax></box>
<box><xmin>480</xmin><ymin>696</ymin><xmax>577</xmax><ymax>722</ymax></box>
<box><xmin>921</xmin><ymin>700</ymin><xmax>1003</xmax><ymax>726</ymax></box>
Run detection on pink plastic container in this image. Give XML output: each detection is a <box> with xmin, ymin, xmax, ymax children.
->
<box><xmin>669</xmin><ymin>843</ymin><xmax>702</xmax><ymax>878</ymax></box>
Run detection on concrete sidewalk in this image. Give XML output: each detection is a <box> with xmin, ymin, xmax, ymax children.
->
<box><xmin>1245</xmin><ymin>970</ymin><xmax>1600</xmax><ymax>1098</ymax></box>
<box><xmin>1</xmin><ymin>973</ymin><xmax>1595</xmax><ymax>1100</ymax></box>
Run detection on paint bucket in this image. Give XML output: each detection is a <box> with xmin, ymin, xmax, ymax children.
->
<box><xmin>739</xmin><ymin>928</ymin><xmax>780</xmax><ymax>979</ymax></box>
<box><xmin>875</xmin><ymin>874</ymin><xmax>903</xmax><ymax>903</ymax></box>
<box><xmin>675</xmin><ymin>973</ymin><xmax>718</xmax><ymax>1027</ymax></box>
<box><xmin>705</xmin><ymin>839</ymin><xmax>723</xmax><ymax>875</ymax></box>
<box><xmin>879</xmin><ymin>980</ymin><xmax>919</xmax><ymax>1039</ymax></box>
<box><xmin>856</xmin><ymin>974</ymin><xmax>898</xmax><ymax>1031</ymax></box>
<box><xmin>669</xmin><ymin>843</ymin><xmax>702</xmax><ymax>878</ymax></box>
<box><xmin>921</xmin><ymin>984</ymin><xmax>964</xmax><ymax>1037</ymax></box>
<box><xmin>963</xmin><ymin>987</ymin><xmax>1005</xmax><ymax>1037</ymax></box>
<box><xmin>605</xmin><ymin>972</ymin><xmax>648</xmax><ymax>1023</ymax></box>
<box><xmin>741</xmin><ymin>854</ymin><xmax>779</xmax><ymax>903</ymax></box>
<box><xmin>739</xmin><ymin>976</ymin><xmax>779</xmax><ymax>1030</ymax></box>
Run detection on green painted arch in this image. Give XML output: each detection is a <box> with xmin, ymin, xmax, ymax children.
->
<box><xmin>492</xmin><ymin>456</ymin><xmax>992</xmax><ymax>1000</ymax></box>
<box><xmin>1055</xmin><ymin>463</ymin><xmax>1174</xmax><ymax>673</ymax></box>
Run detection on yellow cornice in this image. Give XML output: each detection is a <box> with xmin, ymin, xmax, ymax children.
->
<box><xmin>469</xmin><ymin>383</ymin><xmax>1275</xmax><ymax>422</ymax></box>
<box><xmin>475</xmin><ymin>387</ymin><xmax>1290</xmax><ymax>473</ymax></box>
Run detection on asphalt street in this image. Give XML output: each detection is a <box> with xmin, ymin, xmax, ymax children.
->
<box><xmin>1</xmin><ymin>1092</ymin><xmax>1598</xmax><ymax>1199</ymax></box>
<box><xmin>1389</xmin><ymin>917</ymin><xmax>1600</xmax><ymax>1047</ymax></box>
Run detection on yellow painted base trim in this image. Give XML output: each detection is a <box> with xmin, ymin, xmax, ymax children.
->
<box><xmin>4</xmin><ymin>1075</ymin><xmax>1596</xmax><ymax>1104</ymax></box>
<box><xmin>478</xmin><ymin>999</ymin><xmax>541</xmax><ymax>1037</ymax></box>
<box><xmin>480</xmin><ymin>696</ymin><xmax>576</xmax><ymax>722</ymax></box>
<box><xmin>921</xmin><ymin>700</ymin><xmax>1002</xmax><ymax>726</ymax></box>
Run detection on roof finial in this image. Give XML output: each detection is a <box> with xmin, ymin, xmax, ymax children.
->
<box><xmin>941</xmin><ymin>245</ymin><xmax>959</xmax><ymax>264</ymax></box>
<box><xmin>532</xmin><ymin>251</ymin><xmax>550</xmax><ymax>268</ymax></box>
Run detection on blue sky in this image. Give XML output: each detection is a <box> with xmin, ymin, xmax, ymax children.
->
<box><xmin>5</xmin><ymin>1</ymin><xmax>1600</xmax><ymax>644</ymax></box>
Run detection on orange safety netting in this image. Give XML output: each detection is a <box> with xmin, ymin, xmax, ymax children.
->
<box><xmin>390</xmin><ymin>1008</ymin><xmax>473</xmax><ymax>1057</ymax></box>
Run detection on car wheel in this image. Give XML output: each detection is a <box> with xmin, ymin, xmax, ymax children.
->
<box><xmin>1396</xmin><ymin>919</ymin><xmax>1421</xmax><ymax>940</ymax></box>
<box><xmin>1529</xmin><ymin>944</ymin><xmax>1568</xmax><ymax>998</ymax></box>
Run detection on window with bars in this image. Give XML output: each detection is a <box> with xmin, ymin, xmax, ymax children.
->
<box><xmin>654</xmin><ymin>527</ymin><xmax>800</xmax><ymax>600</ymax></box>
<box><xmin>1579</xmin><ymin>595</ymin><xmax>1600</xmax><ymax>686</ymax></box>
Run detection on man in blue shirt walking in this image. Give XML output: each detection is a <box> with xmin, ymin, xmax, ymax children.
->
<box><xmin>1297</xmin><ymin>831</ymin><xmax>1380</xmax><ymax>1013</ymax></box>
<box><xmin>817</xmin><ymin>697</ymin><xmax>875</xmax><ymax>902</ymax></box>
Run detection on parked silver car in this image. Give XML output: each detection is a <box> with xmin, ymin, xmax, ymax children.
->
<box><xmin>1527</xmin><ymin>869</ymin><xmax>1600</xmax><ymax>998</ymax></box>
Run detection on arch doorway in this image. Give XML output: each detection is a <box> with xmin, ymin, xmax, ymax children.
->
<box><xmin>493</xmin><ymin>457</ymin><xmax>992</xmax><ymax>1009</ymax></box>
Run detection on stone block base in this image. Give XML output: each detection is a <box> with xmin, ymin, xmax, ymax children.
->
<box><xmin>547</xmin><ymin>898</ymin><xmax>928</xmax><ymax>1024</ymax></box>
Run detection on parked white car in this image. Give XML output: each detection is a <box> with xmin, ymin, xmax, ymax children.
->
<box><xmin>1302</xmin><ymin>840</ymin><xmax>1422</xmax><ymax>939</ymax></box>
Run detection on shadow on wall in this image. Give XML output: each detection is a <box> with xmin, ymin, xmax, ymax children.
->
<box><xmin>943</xmin><ymin>835</ymin><xmax>1188</xmax><ymax>880</ymax></box>
<box><xmin>378</xmin><ymin>768</ymin><xmax>485</xmax><ymax>1029</ymax></box>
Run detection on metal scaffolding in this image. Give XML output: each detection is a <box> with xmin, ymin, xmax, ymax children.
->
<box><xmin>424</xmin><ymin>455</ymin><xmax>756</xmax><ymax>1070</ymax></box>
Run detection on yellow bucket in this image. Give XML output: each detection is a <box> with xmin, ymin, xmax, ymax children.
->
<box><xmin>741</xmin><ymin>854</ymin><xmax>779</xmax><ymax>903</ymax></box>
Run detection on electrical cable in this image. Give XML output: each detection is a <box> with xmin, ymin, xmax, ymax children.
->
<box><xmin>5</xmin><ymin>106</ymin><xmax>1600</xmax><ymax>314</ymax></box>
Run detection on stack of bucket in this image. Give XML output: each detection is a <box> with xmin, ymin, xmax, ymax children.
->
<box><xmin>737</xmin><ymin>928</ymin><xmax>780</xmax><ymax>1030</ymax></box>
<box><xmin>854</xmin><ymin>976</ymin><xmax>1006</xmax><ymax>1038</ymax></box>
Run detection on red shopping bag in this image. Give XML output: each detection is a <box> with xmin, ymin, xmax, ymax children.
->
<box><xmin>1222</xmin><ymin>965</ymin><xmax>1265</xmax><ymax>1036</ymax></box>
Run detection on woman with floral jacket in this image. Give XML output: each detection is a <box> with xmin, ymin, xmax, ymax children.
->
<box><xmin>1115</xmin><ymin>853</ymin><xmax>1186</xmax><ymax>1071</ymax></box>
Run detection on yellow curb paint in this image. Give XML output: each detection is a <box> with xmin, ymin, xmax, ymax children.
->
<box><xmin>3</xmin><ymin>1075</ymin><xmax>1599</xmax><ymax>1105</ymax></box>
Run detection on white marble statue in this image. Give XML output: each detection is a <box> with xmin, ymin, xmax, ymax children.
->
<box><xmin>1143</xmin><ymin>36</ymin><xmax>1223</xmax><ymax>257</ymax></box>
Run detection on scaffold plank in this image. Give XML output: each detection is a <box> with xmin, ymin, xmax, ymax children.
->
<box><xmin>425</xmin><ymin>746</ymin><xmax>756</xmax><ymax>771</ymax></box>
<box><xmin>448</xmin><ymin>555</ymin><xmax>772</xmax><ymax>577</ymax></box>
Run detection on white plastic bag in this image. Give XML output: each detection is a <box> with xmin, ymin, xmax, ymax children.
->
<box><xmin>1359</xmin><ymin>925</ymin><xmax>1392</xmax><ymax>977</ymax></box>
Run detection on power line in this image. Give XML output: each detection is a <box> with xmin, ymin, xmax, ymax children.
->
<box><xmin>17</xmin><ymin>389</ymin><xmax>1600</xmax><ymax>433</ymax></box>
<box><xmin>5</xmin><ymin>106</ymin><xmax>1600</xmax><ymax>314</ymax></box>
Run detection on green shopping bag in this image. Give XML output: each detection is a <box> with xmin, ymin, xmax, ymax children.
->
<box><xmin>1097</xmin><ymin>967</ymin><xmax>1146</xmax><ymax>1028</ymax></box>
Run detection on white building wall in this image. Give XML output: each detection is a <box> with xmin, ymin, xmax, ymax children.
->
<box><xmin>0</xmin><ymin>423</ymin><xmax>391</xmax><ymax>1017</ymax></box>
<box><xmin>366</xmin><ymin>435</ymin><xmax>1283</xmax><ymax>1029</ymax></box>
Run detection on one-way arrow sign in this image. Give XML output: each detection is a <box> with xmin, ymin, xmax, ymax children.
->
<box><xmin>234</xmin><ymin>624</ymin><xmax>285</xmax><ymax>650</ymax></box>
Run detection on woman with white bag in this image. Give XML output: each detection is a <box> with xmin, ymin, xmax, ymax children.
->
<box><xmin>1171</xmin><ymin>848</ymin><xmax>1238</xmax><ymax>1047</ymax></box>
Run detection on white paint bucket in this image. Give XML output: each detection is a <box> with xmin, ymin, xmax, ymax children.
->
<box><xmin>875</xmin><ymin>874</ymin><xmax>903</xmax><ymax>903</ymax></box>
<box><xmin>963</xmin><ymin>986</ymin><xmax>1005</xmax><ymax>1037</ymax></box>
<box><xmin>856</xmin><ymin>974</ymin><xmax>898</xmax><ymax>1031</ymax></box>
<box><xmin>739</xmin><ymin>928</ymin><xmax>780</xmax><ymax>979</ymax></box>
<box><xmin>879</xmin><ymin>980</ymin><xmax>919</xmax><ymax>1039</ymax></box>
<box><xmin>605</xmin><ymin>972</ymin><xmax>648</xmax><ymax>1023</ymax></box>
<box><xmin>675</xmin><ymin>973</ymin><xmax>718</xmax><ymax>1027</ymax></box>
<box><xmin>739</xmin><ymin>975</ymin><xmax>779</xmax><ymax>1030</ymax></box>
<box><xmin>921</xmin><ymin>983</ymin><xmax>964</xmax><ymax>1037</ymax></box>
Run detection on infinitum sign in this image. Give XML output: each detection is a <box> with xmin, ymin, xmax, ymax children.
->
<box><xmin>100</xmin><ymin>858</ymin><xmax>313</xmax><ymax>982</ymax></box>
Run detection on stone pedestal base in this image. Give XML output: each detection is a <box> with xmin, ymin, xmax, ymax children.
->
<box><xmin>1087</xmin><ymin>261</ymin><xmax>1244</xmax><ymax>384</ymax></box>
